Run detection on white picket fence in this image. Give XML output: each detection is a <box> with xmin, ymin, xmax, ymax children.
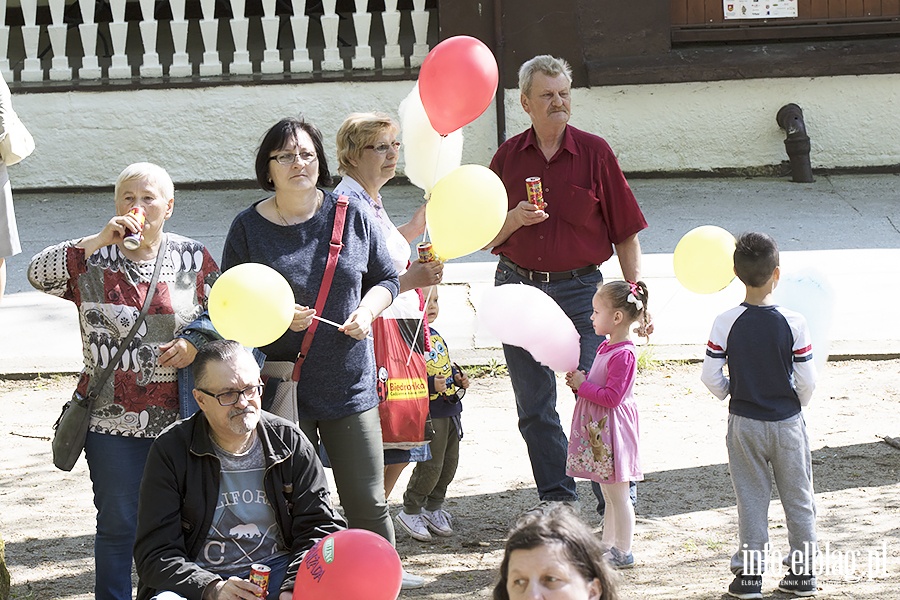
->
<box><xmin>1</xmin><ymin>0</ymin><xmax>433</xmax><ymax>82</ymax></box>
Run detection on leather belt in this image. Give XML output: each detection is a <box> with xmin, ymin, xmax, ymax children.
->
<box><xmin>499</xmin><ymin>255</ymin><xmax>598</xmax><ymax>283</ymax></box>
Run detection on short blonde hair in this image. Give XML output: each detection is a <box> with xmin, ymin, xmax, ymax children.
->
<box><xmin>114</xmin><ymin>162</ymin><xmax>174</xmax><ymax>200</ymax></box>
<box><xmin>518</xmin><ymin>55</ymin><xmax>573</xmax><ymax>98</ymax></box>
<box><xmin>335</xmin><ymin>112</ymin><xmax>399</xmax><ymax>175</ymax></box>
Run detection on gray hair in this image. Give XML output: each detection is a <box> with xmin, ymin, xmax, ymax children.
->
<box><xmin>518</xmin><ymin>55</ymin><xmax>573</xmax><ymax>97</ymax></box>
<box><xmin>192</xmin><ymin>339</ymin><xmax>256</xmax><ymax>388</ymax></box>
<box><xmin>114</xmin><ymin>162</ymin><xmax>175</xmax><ymax>201</ymax></box>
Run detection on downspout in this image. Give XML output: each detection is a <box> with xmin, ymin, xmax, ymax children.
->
<box><xmin>776</xmin><ymin>103</ymin><xmax>814</xmax><ymax>183</ymax></box>
<box><xmin>493</xmin><ymin>0</ymin><xmax>506</xmax><ymax>146</ymax></box>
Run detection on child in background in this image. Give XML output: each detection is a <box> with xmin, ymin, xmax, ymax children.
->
<box><xmin>701</xmin><ymin>232</ymin><xmax>818</xmax><ymax>599</ymax></box>
<box><xmin>396</xmin><ymin>285</ymin><xmax>470</xmax><ymax>542</ymax></box>
<box><xmin>565</xmin><ymin>280</ymin><xmax>649</xmax><ymax>570</ymax></box>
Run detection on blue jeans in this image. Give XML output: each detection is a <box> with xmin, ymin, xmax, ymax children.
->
<box><xmin>84</xmin><ymin>432</ymin><xmax>156</xmax><ymax>600</ymax></box>
<box><xmin>495</xmin><ymin>260</ymin><xmax>605</xmax><ymax>502</ymax></box>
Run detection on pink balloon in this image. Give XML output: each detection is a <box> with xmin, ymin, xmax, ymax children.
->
<box><xmin>478</xmin><ymin>284</ymin><xmax>580</xmax><ymax>372</ymax></box>
<box><xmin>294</xmin><ymin>529</ymin><xmax>402</xmax><ymax>600</ymax></box>
<box><xmin>418</xmin><ymin>36</ymin><xmax>499</xmax><ymax>135</ymax></box>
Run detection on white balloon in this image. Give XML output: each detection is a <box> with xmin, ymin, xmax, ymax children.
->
<box><xmin>399</xmin><ymin>83</ymin><xmax>464</xmax><ymax>195</ymax></box>
<box><xmin>478</xmin><ymin>284</ymin><xmax>580</xmax><ymax>373</ymax></box>
<box><xmin>773</xmin><ymin>267</ymin><xmax>836</xmax><ymax>372</ymax></box>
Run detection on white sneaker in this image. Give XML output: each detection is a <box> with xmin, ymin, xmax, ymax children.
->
<box><xmin>396</xmin><ymin>510</ymin><xmax>432</xmax><ymax>542</ymax></box>
<box><xmin>422</xmin><ymin>508</ymin><xmax>454</xmax><ymax>537</ymax></box>
<box><xmin>401</xmin><ymin>568</ymin><xmax>426</xmax><ymax>590</ymax></box>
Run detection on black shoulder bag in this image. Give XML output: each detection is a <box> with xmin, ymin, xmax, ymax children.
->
<box><xmin>52</xmin><ymin>237</ymin><xmax>167</xmax><ymax>471</ymax></box>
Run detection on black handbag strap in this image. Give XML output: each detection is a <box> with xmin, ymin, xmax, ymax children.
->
<box><xmin>84</xmin><ymin>236</ymin><xmax>168</xmax><ymax>402</ymax></box>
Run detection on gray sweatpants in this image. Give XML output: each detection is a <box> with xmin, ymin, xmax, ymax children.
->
<box><xmin>727</xmin><ymin>412</ymin><xmax>817</xmax><ymax>576</ymax></box>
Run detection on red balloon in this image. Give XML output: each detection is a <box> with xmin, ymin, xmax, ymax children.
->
<box><xmin>293</xmin><ymin>529</ymin><xmax>403</xmax><ymax>600</ymax></box>
<box><xmin>418</xmin><ymin>35</ymin><xmax>499</xmax><ymax>135</ymax></box>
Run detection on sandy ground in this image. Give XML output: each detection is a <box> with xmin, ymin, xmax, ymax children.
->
<box><xmin>2</xmin><ymin>358</ymin><xmax>899</xmax><ymax>599</ymax></box>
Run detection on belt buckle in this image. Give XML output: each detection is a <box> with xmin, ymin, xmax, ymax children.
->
<box><xmin>531</xmin><ymin>270</ymin><xmax>551</xmax><ymax>283</ymax></box>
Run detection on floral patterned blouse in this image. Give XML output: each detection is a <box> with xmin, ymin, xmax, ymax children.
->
<box><xmin>28</xmin><ymin>234</ymin><xmax>219</xmax><ymax>437</ymax></box>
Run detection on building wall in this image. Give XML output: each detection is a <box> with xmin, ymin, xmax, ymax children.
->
<box><xmin>8</xmin><ymin>73</ymin><xmax>898</xmax><ymax>190</ymax></box>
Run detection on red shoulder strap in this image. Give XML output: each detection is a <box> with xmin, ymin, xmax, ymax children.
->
<box><xmin>292</xmin><ymin>195</ymin><xmax>349</xmax><ymax>382</ymax></box>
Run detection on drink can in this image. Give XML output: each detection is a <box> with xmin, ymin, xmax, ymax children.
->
<box><xmin>417</xmin><ymin>241</ymin><xmax>436</xmax><ymax>263</ymax></box>
<box><xmin>122</xmin><ymin>206</ymin><xmax>146</xmax><ymax>250</ymax></box>
<box><xmin>525</xmin><ymin>177</ymin><xmax>545</xmax><ymax>210</ymax></box>
<box><xmin>249</xmin><ymin>563</ymin><xmax>270</xmax><ymax>598</ymax></box>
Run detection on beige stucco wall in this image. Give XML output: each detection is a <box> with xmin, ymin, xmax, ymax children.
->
<box><xmin>8</xmin><ymin>73</ymin><xmax>899</xmax><ymax>189</ymax></box>
<box><xmin>511</xmin><ymin>73</ymin><xmax>900</xmax><ymax>173</ymax></box>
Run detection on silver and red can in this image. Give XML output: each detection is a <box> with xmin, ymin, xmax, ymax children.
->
<box><xmin>122</xmin><ymin>206</ymin><xmax>146</xmax><ymax>250</ymax></box>
<box><xmin>525</xmin><ymin>177</ymin><xmax>545</xmax><ymax>209</ymax></box>
<box><xmin>249</xmin><ymin>563</ymin><xmax>270</xmax><ymax>598</ymax></box>
<box><xmin>417</xmin><ymin>241</ymin><xmax>436</xmax><ymax>263</ymax></box>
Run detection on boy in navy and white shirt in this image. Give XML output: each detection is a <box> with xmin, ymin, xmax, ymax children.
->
<box><xmin>701</xmin><ymin>232</ymin><xmax>818</xmax><ymax>599</ymax></box>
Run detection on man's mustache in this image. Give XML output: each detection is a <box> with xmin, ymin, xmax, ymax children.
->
<box><xmin>230</xmin><ymin>406</ymin><xmax>257</xmax><ymax>418</ymax></box>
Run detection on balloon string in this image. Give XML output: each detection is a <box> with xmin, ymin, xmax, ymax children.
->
<box><xmin>422</xmin><ymin>134</ymin><xmax>445</xmax><ymax>246</ymax></box>
<box><xmin>313</xmin><ymin>314</ymin><xmax>373</xmax><ymax>340</ymax></box>
<box><xmin>405</xmin><ymin>285</ymin><xmax>433</xmax><ymax>366</ymax></box>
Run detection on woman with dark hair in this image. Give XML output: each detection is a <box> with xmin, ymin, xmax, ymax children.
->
<box><xmin>494</xmin><ymin>505</ymin><xmax>619</xmax><ymax>600</ymax></box>
<box><xmin>222</xmin><ymin>117</ymin><xmax>424</xmax><ymax>588</ymax></box>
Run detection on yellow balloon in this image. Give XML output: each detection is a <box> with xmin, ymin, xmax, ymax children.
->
<box><xmin>673</xmin><ymin>226</ymin><xmax>737</xmax><ymax>294</ymax></box>
<box><xmin>426</xmin><ymin>164</ymin><xmax>508</xmax><ymax>260</ymax></box>
<box><xmin>208</xmin><ymin>263</ymin><xmax>295</xmax><ymax>347</ymax></box>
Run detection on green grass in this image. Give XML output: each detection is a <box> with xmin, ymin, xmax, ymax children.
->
<box><xmin>636</xmin><ymin>346</ymin><xmax>660</xmax><ymax>373</ymax></box>
<box><xmin>466</xmin><ymin>358</ymin><xmax>509</xmax><ymax>379</ymax></box>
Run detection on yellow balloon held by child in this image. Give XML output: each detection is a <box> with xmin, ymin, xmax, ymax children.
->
<box><xmin>208</xmin><ymin>263</ymin><xmax>295</xmax><ymax>347</ymax></box>
<box><xmin>673</xmin><ymin>225</ymin><xmax>737</xmax><ymax>294</ymax></box>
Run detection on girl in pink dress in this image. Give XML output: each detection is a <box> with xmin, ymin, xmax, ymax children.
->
<box><xmin>565</xmin><ymin>280</ymin><xmax>650</xmax><ymax>569</ymax></box>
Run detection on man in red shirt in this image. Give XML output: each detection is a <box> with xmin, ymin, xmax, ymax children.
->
<box><xmin>488</xmin><ymin>54</ymin><xmax>648</xmax><ymax>512</ymax></box>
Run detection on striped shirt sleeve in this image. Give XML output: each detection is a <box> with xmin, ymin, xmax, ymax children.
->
<box><xmin>701</xmin><ymin>306</ymin><xmax>745</xmax><ymax>401</ymax></box>
<box><xmin>783</xmin><ymin>308</ymin><xmax>817</xmax><ymax>406</ymax></box>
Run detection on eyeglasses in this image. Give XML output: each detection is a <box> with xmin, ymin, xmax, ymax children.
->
<box><xmin>197</xmin><ymin>384</ymin><xmax>264</xmax><ymax>407</ymax></box>
<box><xmin>269</xmin><ymin>151</ymin><xmax>317</xmax><ymax>166</ymax></box>
<box><xmin>363</xmin><ymin>141</ymin><xmax>401</xmax><ymax>154</ymax></box>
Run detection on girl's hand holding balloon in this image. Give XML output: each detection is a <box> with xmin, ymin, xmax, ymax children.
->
<box><xmin>289</xmin><ymin>305</ymin><xmax>316</xmax><ymax>332</ymax></box>
<box><xmin>565</xmin><ymin>369</ymin><xmax>586</xmax><ymax>391</ymax></box>
<box><xmin>340</xmin><ymin>305</ymin><xmax>375</xmax><ymax>340</ymax></box>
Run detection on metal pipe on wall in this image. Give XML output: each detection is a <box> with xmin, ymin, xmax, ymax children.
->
<box><xmin>776</xmin><ymin>103</ymin><xmax>814</xmax><ymax>183</ymax></box>
<box><xmin>493</xmin><ymin>0</ymin><xmax>506</xmax><ymax>146</ymax></box>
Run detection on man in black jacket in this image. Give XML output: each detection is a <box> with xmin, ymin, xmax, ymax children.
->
<box><xmin>134</xmin><ymin>340</ymin><xmax>345</xmax><ymax>600</ymax></box>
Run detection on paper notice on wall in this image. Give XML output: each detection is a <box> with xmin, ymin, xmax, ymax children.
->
<box><xmin>723</xmin><ymin>0</ymin><xmax>798</xmax><ymax>19</ymax></box>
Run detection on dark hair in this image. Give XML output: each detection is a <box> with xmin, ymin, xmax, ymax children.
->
<box><xmin>192</xmin><ymin>339</ymin><xmax>250</xmax><ymax>388</ymax></box>
<box><xmin>598</xmin><ymin>280</ymin><xmax>650</xmax><ymax>335</ymax></box>
<box><xmin>493</xmin><ymin>505</ymin><xmax>618</xmax><ymax>600</ymax></box>
<box><xmin>733</xmin><ymin>231</ymin><xmax>779</xmax><ymax>288</ymax></box>
<box><xmin>254</xmin><ymin>117</ymin><xmax>333</xmax><ymax>192</ymax></box>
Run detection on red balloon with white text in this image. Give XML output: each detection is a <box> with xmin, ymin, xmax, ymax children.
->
<box><xmin>293</xmin><ymin>529</ymin><xmax>402</xmax><ymax>600</ymax></box>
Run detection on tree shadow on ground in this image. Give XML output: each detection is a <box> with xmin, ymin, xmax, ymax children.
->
<box><xmin>396</xmin><ymin>440</ymin><xmax>900</xmax><ymax>565</ymax></box>
<box><xmin>6</xmin><ymin>534</ymin><xmax>94</xmax><ymax>600</ymax></box>
<box><xmin>640</xmin><ymin>440</ymin><xmax>899</xmax><ymax>519</ymax></box>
